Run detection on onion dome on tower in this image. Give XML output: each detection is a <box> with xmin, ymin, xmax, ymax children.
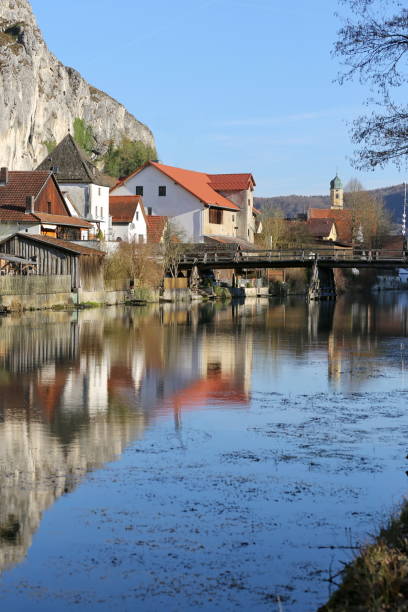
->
<box><xmin>330</xmin><ymin>174</ymin><xmax>343</xmax><ymax>210</ymax></box>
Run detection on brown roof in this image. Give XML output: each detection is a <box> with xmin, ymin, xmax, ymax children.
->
<box><xmin>8</xmin><ymin>233</ymin><xmax>105</xmax><ymax>256</ymax></box>
<box><xmin>35</xmin><ymin>212</ymin><xmax>93</xmax><ymax>229</ymax></box>
<box><xmin>0</xmin><ymin>171</ymin><xmax>91</xmax><ymax>228</ymax></box>
<box><xmin>307</xmin><ymin>218</ymin><xmax>335</xmax><ymax>238</ymax></box>
<box><xmin>0</xmin><ymin>170</ymin><xmax>52</xmax><ymax>221</ymax></box>
<box><xmin>110</xmin><ymin>195</ymin><xmax>142</xmax><ymax>223</ymax></box>
<box><xmin>36</xmin><ymin>134</ymin><xmax>112</xmax><ymax>187</ymax></box>
<box><xmin>146</xmin><ymin>215</ymin><xmax>167</xmax><ymax>243</ymax></box>
<box><xmin>308</xmin><ymin>208</ymin><xmax>352</xmax><ymax>243</ymax></box>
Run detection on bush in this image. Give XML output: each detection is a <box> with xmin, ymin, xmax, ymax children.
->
<box><xmin>103</xmin><ymin>138</ymin><xmax>157</xmax><ymax>178</ymax></box>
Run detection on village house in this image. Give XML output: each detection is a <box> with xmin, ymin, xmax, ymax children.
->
<box><xmin>308</xmin><ymin>175</ymin><xmax>353</xmax><ymax>244</ymax></box>
<box><xmin>110</xmin><ymin>161</ymin><xmax>259</xmax><ymax>245</ymax></box>
<box><xmin>36</xmin><ymin>134</ymin><xmax>112</xmax><ymax>238</ymax></box>
<box><xmin>109</xmin><ymin>195</ymin><xmax>167</xmax><ymax>244</ymax></box>
<box><xmin>0</xmin><ymin>167</ymin><xmax>92</xmax><ymax>240</ymax></box>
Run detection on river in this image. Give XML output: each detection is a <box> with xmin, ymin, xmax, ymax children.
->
<box><xmin>0</xmin><ymin>294</ymin><xmax>407</xmax><ymax>611</ymax></box>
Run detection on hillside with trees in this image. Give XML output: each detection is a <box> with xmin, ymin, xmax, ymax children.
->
<box><xmin>255</xmin><ymin>183</ymin><xmax>406</xmax><ymax>223</ymax></box>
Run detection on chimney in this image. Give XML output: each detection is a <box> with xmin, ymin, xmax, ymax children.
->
<box><xmin>25</xmin><ymin>195</ymin><xmax>35</xmax><ymax>213</ymax></box>
<box><xmin>0</xmin><ymin>167</ymin><xmax>8</xmax><ymax>186</ymax></box>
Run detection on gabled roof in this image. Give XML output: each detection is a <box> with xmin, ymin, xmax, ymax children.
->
<box><xmin>146</xmin><ymin>215</ymin><xmax>167</xmax><ymax>243</ymax></box>
<box><xmin>308</xmin><ymin>208</ymin><xmax>352</xmax><ymax>243</ymax></box>
<box><xmin>208</xmin><ymin>173</ymin><xmax>255</xmax><ymax>191</ymax></box>
<box><xmin>110</xmin><ymin>195</ymin><xmax>143</xmax><ymax>223</ymax></box>
<box><xmin>36</xmin><ymin>134</ymin><xmax>112</xmax><ymax>187</ymax></box>
<box><xmin>0</xmin><ymin>233</ymin><xmax>105</xmax><ymax>256</ymax></box>
<box><xmin>0</xmin><ymin>170</ymin><xmax>52</xmax><ymax>221</ymax></box>
<box><xmin>112</xmin><ymin>161</ymin><xmax>251</xmax><ymax>211</ymax></box>
<box><xmin>307</xmin><ymin>218</ymin><xmax>335</xmax><ymax>238</ymax></box>
<box><xmin>0</xmin><ymin>170</ymin><xmax>91</xmax><ymax>228</ymax></box>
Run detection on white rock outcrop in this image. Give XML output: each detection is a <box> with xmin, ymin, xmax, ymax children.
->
<box><xmin>0</xmin><ymin>0</ymin><xmax>155</xmax><ymax>169</ymax></box>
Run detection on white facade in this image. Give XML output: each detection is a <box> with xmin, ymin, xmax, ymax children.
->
<box><xmin>111</xmin><ymin>165</ymin><xmax>203</xmax><ymax>242</ymax></box>
<box><xmin>111</xmin><ymin>202</ymin><xmax>148</xmax><ymax>243</ymax></box>
<box><xmin>59</xmin><ymin>183</ymin><xmax>110</xmax><ymax>237</ymax></box>
<box><xmin>221</xmin><ymin>188</ymin><xmax>256</xmax><ymax>243</ymax></box>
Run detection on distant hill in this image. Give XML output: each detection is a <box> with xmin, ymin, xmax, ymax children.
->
<box><xmin>255</xmin><ymin>184</ymin><xmax>406</xmax><ymax>223</ymax></box>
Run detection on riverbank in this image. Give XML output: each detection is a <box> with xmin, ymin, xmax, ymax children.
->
<box><xmin>319</xmin><ymin>500</ymin><xmax>408</xmax><ymax>611</ymax></box>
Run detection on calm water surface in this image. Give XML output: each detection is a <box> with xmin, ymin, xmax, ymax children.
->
<box><xmin>0</xmin><ymin>295</ymin><xmax>408</xmax><ymax>611</ymax></box>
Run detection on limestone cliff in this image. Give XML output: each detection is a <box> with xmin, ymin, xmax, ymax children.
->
<box><xmin>0</xmin><ymin>0</ymin><xmax>155</xmax><ymax>169</ymax></box>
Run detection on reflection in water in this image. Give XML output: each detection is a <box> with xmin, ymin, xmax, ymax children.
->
<box><xmin>0</xmin><ymin>295</ymin><xmax>407</xmax><ymax>582</ymax></box>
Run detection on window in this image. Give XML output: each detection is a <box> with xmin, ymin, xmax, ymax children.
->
<box><xmin>147</xmin><ymin>207</ymin><xmax>152</xmax><ymax>216</ymax></box>
<box><xmin>136</xmin><ymin>211</ymin><xmax>139</xmax><ymax>221</ymax></box>
<box><xmin>136</xmin><ymin>185</ymin><xmax>143</xmax><ymax>196</ymax></box>
<box><xmin>158</xmin><ymin>186</ymin><xmax>166</xmax><ymax>197</ymax></box>
<box><xmin>47</xmin><ymin>202</ymin><xmax>52</xmax><ymax>214</ymax></box>
<box><xmin>98</xmin><ymin>187</ymin><xmax>101</xmax><ymax>196</ymax></box>
<box><xmin>209</xmin><ymin>208</ymin><xmax>223</xmax><ymax>224</ymax></box>
<box><xmin>138</xmin><ymin>234</ymin><xmax>145</xmax><ymax>243</ymax></box>
<box><xmin>248</xmin><ymin>199</ymin><xmax>251</xmax><ymax>207</ymax></box>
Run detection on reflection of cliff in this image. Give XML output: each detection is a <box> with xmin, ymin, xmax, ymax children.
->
<box><xmin>0</xmin><ymin>304</ymin><xmax>254</xmax><ymax>575</ymax></box>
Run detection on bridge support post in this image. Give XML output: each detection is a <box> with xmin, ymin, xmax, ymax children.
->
<box><xmin>308</xmin><ymin>262</ymin><xmax>336</xmax><ymax>301</ymax></box>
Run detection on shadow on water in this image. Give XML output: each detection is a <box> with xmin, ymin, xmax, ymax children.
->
<box><xmin>0</xmin><ymin>294</ymin><xmax>407</xmax><ymax>609</ymax></box>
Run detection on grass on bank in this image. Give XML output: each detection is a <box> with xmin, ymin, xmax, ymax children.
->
<box><xmin>319</xmin><ymin>500</ymin><xmax>408</xmax><ymax>611</ymax></box>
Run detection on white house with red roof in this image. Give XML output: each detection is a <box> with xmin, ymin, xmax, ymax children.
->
<box><xmin>109</xmin><ymin>195</ymin><xmax>167</xmax><ymax>244</ymax></box>
<box><xmin>110</xmin><ymin>161</ymin><xmax>258</xmax><ymax>244</ymax></box>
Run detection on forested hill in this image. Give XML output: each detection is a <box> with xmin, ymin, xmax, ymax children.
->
<box><xmin>254</xmin><ymin>184</ymin><xmax>406</xmax><ymax>222</ymax></box>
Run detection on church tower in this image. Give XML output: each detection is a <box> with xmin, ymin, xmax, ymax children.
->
<box><xmin>330</xmin><ymin>174</ymin><xmax>343</xmax><ymax>210</ymax></box>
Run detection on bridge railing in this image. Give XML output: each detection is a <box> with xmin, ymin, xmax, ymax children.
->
<box><xmin>181</xmin><ymin>248</ymin><xmax>408</xmax><ymax>264</ymax></box>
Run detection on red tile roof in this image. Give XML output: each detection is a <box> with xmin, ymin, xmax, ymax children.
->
<box><xmin>146</xmin><ymin>215</ymin><xmax>167</xmax><ymax>243</ymax></box>
<box><xmin>308</xmin><ymin>208</ymin><xmax>352</xmax><ymax>244</ymax></box>
<box><xmin>112</xmin><ymin>162</ymin><xmax>256</xmax><ymax>211</ymax></box>
<box><xmin>110</xmin><ymin>195</ymin><xmax>142</xmax><ymax>223</ymax></box>
<box><xmin>208</xmin><ymin>173</ymin><xmax>255</xmax><ymax>191</ymax></box>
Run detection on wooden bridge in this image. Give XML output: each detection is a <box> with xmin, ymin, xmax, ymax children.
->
<box><xmin>179</xmin><ymin>247</ymin><xmax>408</xmax><ymax>300</ymax></box>
<box><xmin>179</xmin><ymin>248</ymin><xmax>408</xmax><ymax>271</ymax></box>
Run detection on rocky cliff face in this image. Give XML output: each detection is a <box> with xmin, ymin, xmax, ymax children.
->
<box><xmin>0</xmin><ymin>0</ymin><xmax>155</xmax><ymax>169</ymax></box>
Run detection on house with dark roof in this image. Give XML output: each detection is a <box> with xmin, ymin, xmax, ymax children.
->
<box><xmin>109</xmin><ymin>195</ymin><xmax>167</xmax><ymax>244</ymax></box>
<box><xmin>110</xmin><ymin>161</ymin><xmax>257</xmax><ymax>245</ymax></box>
<box><xmin>0</xmin><ymin>167</ymin><xmax>92</xmax><ymax>240</ymax></box>
<box><xmin>36</xmin><ymin>134</ymin><xmax>113</xmax><ymax>238</ymax></box>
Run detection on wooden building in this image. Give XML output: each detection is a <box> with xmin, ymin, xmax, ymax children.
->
<box><xmin>0</xmin><ymin>233</ymin><xmax>105</xmax><ymax>290</ymax></box>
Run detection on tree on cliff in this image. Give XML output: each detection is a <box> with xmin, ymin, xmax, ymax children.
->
<box><xmin>104</xmin><ymin>138</ymin><xmax>157</xmax><ymax>179</ymax></box>
<box><xmin>334</xmin><ymin>0</ymin><xmax>408</xmax><ymax>169</ymax></box>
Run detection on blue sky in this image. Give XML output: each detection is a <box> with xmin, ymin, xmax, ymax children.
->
<box><xmin>30</xmin><ymin>0</ymin><xmax>406</xmax><ymax>196</ymax></box>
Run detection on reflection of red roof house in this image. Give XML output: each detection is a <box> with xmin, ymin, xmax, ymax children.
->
<box><xmin>308</xmin><ymin>208</ymin><xmax>352</xmax><ymax>244</ymax></box>
<box><xmin>35</xmin><ymin>370</ymin><xmax>69</xmax><ymax>421</ymax></box>
<box><xmin>164</xmin><ymin>374</ymin><xmax>249</xmax><ymax>412</ymax></box>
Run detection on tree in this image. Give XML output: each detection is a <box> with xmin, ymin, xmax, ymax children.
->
<box><xmin>344</xmin><ymin>178</ymin><xmax>392</xmax><ymax>247</ymax></box>
<box><xmin>257</xmin><ymin>207</ymin><xmax>287</xmax><ymax>248</ymax></box>
<box><xmin>73</xmin><ymin>118</ymin><xmax>95</xmax><ymax>155</ymax></box>
<box><xmin>161</xmin><ymin>221</ymin><xmax>187</xmax><ymax>278</ymax></box>
<box><xmin>104</xmin><ymin>241</ymin><xmax>162</xmax><ymax>288</ymax></box>
<box><xmin>103</xmin><ymin>138</ymin><xmax>157</xmax><ymax>178</ymax></box>
<box><xmin>334</xmin><ymin>0</ymin><xmax>408</xmax><ymax>169</ymax></box>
